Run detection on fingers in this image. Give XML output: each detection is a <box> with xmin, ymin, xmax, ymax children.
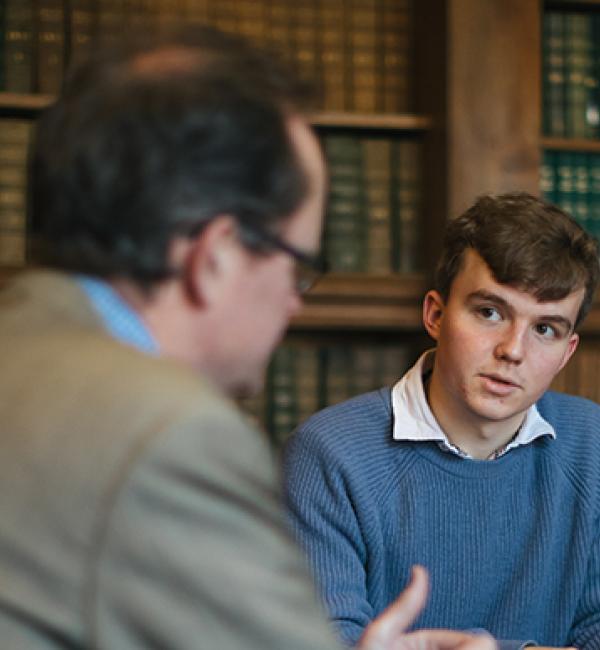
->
<box><xmin>359</xmin><ymin>565</ymin><xmax>429</xmax><ymax>649</ymax></box>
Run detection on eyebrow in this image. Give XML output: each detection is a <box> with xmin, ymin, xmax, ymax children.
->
<box><xmin>467</xmin><ymin>290</ymin><xmax>575</xmax><ymax>332</ymax></box>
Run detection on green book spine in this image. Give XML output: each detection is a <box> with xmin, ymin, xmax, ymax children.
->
<box><xmin>588</xmin><ymin>153</ymin><xmax>600</xmax><ymax>241</ymax></box>
<box><xmin>377</xmin><ymin>344</ymin><xmax>412</xmax><ymax>389</ymax></box>
<box><xmin>540</xmin><ymin>149</ymin><xmax>558</xmax><ymax>205</ymax></box>
<box><xmin>392</xmin><ymin>138</ymin><xmax>422</xmax><ymax>273</ymax></box>
<box><xmin>556</xmin><ymin>151</ymin><xmax>577</xmax><ymax>223</ymax></box>
<box><xmin>324</xmin><ymin>345</ymin><xmax>354</xmax><ymax>406</ymax></box>
<box><xmin>542</xmin><ymin>12</ymin><xmax>566</xmax><ymax>137</ymax></box>
<box><xmin>323</xmin><ymin>134</ymin><xmax>367</xmax><ymax>272</ymax></box>
<box><xmin>572</xmin><ymin>152</ymin><xmax>591</xmax><ymax>233</ymax></box>
<box><xmin>294</xmin><ymin>341</ymin><xmax>320</xmax><ymax>430</ymax></box>
<box><xmin>266</xmin><ymin>344</ymin><xmax>298</xmax><ymax>448</ymax></box>
<box><xmin>564</xmin><ymin>13</ymin><xmax>593</xmax><ymax>138</ymax></box>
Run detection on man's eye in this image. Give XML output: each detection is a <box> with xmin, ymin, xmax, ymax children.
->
<box><xmin>536</xmin><ymin>323</ymin><xmax>557</xmax><ymax>339</ymax></box>
<box><xmin>479</xmin><ymin>306</ymin><xmax>501</xmax><ymax>321</ymax></box>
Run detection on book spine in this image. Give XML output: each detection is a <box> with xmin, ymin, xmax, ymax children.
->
<box><xmin>564</xmin><ymin>13</ymin><xmax>593</xmax><ymax>138</ymax></box>
<box><xmin>70</xmin><ymin>0</ymin><xmax>96</xmax><ymax>67</ymax></box>
<box><xmin>380</xmin><ymin>0</ymin><xmax>412</xmax><ymax>113</ymax></box>
<box><xmin>4</xmin><ymin>0</ymin><xmax>34</xmax><ymax>93</ymax></box>
<box><xmin>572</xmin><ymin>151</ymin><xmax>591</xmax><ymax>233</ymax></box>
<box><xmin>540</xmin><ymin>149</ymin><xmax>558</xmax><ymax>206</ymax></box>
<box><xmin>588</xmin><ymin>153</ymin><xmax>600</xmax><ymax>240</ymax></box>
<box><xmin>318</xmin><ymin>0</ymin><xmax>348</xmax><ymax>111</ymax></box>
<box><xmin>266</xmin><ymin>344</ymin><xmax>298</xmax><ymax>447</ymax></box>
<box><xmin>348</xmin><ymin>0</ymin><xmax>377</xmax><ymax>113</ymax></box>
<box><xmin>323</xmin><ymin>133</ymin><xmax>367</xmax><ymax>272</ymax></box>
<box><xmin>392</xmin><ymin>138</ymin><xmax>422</xmax><ymax>273</ymax></box>
<box><xmin>362</xmin><ymin>136</ymin><xmax>392</xmax><ymax>274</ymax></box>
<box><xmin>291</xmin><ymin>0</ymin><xmax>319</xmax><ymax>87</ymax></box>
<box><xmin>36</xmin><ymin>0</ymin><xmax>65</xmax><ymax>94</ymax></box>
<box><xmin>542</xmin><ymin>12</ymin><xmax>566</xmax><ymax>137</ymax></box>
<box><xmin>0</xmin><ymin>119</ymin><xmax>31</xmax><ymax>267</ymax></box>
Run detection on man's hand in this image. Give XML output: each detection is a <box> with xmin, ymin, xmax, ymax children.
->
<box><xmin>359</xmin><ymin>565</ymin><xmax>497</xmax><ymax>650</ymax></box>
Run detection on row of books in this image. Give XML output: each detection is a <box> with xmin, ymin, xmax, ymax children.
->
<box><xmin>2</xmin><ymin>0</ymin><xmax>414</xmax><ymax>114</ymax></box>
<box><xmin>323</xmin><ymin>133</ymin><xmax>422</xmax><ymax>274</ymax></box>
<box><xmin>0</xmin><ymin>117</ymin><xmax>424</xmax><ymax>275</ymax></box>
<box><xmin>241</xmin><ymin>339</ymin><xmax>419</xmax><ymax>447</ymax></box>
<box><xmin>541</xmin><ymin>149</ymin><xmax>600</xmax><ymax>239</ymax></box>
<box><xmin>542</xmin><ymin>11</ymin><xmax>600</xmax><ymax>139</ymax></box>
<box><xmin>0</xmin><ymin>119</ymin><xmax>31</xmax><ymax>267</ymax></box>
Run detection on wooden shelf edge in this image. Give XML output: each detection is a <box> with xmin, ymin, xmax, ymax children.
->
<box><xmin>541</xmin><ymin>136</ymin><xmax>600</xmax><ymax>152</ymax></box>
<box><xmin>309</xmin><ymin>111</ymin><xmax>433</xmax><ymax>131</ymax></box>
<box><xmin>304</xmin><ymin>273</ymin><xmax>428</xmax><ymax>301</ymax></box>
<box><xmin>292</xmin><ymin>273</ymin><xmax>428</xmax><ymax>331</ymax></box>
<box><xmin>0</xmin><ymin>96</ymin><xmax>433</xmax><ymax>132</ymax></box>
<box><xmin>0</xmin><ymin>92</ymin><xmax>54</xmax><ymax>114</ymax></box>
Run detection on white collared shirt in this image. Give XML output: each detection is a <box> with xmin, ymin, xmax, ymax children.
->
<box><xmin>391</xmin><ymin>350</ymin><xmax>555</xmax><ymax>460</ymax></box>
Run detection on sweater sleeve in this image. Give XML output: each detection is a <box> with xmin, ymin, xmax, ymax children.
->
<box><xmin>283</xmin><ymin>425</ymin><xmax>374</xmax><ymax>647</ymax></box>
<box><xmin>567</xmin><ymin>526</ymin><xmax>600</xmax><ymax>650</ymax></box>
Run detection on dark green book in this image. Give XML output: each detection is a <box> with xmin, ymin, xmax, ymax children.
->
<box><xmin>542</xmin><ymin>12</ymin><xmax>566</xmax><ymax>137</ymax></box>
<box><xmin>323</xmin><ymin>134</ymin><xmax>367</xmax><ymax>272</ymax></box>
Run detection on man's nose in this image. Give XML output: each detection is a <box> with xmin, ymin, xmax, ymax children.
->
<box><xmin>494</xmin><ymin>324</ymin><xmax>526</xmax><ymax>363</ymax></box>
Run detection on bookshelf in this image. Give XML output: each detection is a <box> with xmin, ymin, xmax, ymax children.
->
<box><xmin>539</xmin><ymin>0</ymin><xmax>600</xmax><ymax>400</ymax></box>
<box><xmin>3</xmin><ymin>1</ymin><xmax>600</xmax><ymax>444</ymax></box>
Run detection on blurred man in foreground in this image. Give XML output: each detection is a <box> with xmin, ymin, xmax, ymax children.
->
<box><xmin>0</xmin><ymin>28</ymin><xmax>494</xmax><ymax>650</ymax></box>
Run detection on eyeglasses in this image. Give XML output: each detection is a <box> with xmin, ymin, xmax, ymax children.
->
<box><xmin>239</xmin><ymin>224</ymin><xmax>326</xmax><ymax>295</ymax></box>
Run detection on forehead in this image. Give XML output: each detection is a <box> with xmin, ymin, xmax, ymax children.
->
<box><xmin>451</xmin><ymin>249</ymin><xmax>585</xmax><ymax>320</ymax></box>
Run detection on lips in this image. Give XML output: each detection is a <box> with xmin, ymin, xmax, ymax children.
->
<box><xmin>479</xmin><ymin>373</ymin><xmax>523</xmax><ymax>394</ymax></box>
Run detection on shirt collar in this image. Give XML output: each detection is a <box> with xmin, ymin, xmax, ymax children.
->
<box><xmin>77</xmin><ymin>275</ymin><xmax>159</xmax><ymax>355</ymax></box>
<box><xmin>391</xmin><ymin>350</ymin><xmax>555</xmax><ymax>459</ymax></box>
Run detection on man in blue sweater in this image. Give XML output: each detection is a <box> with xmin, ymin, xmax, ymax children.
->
<box><xmin>283</xmin><ymin>193</ymin><xmax>600</xmax><ymax>650</ymax></box>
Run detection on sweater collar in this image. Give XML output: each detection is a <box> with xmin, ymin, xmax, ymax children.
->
<box><xmin>391</xmin><ymin>350</ymin><xmax>555</xmax><ymax>459</ymax></box>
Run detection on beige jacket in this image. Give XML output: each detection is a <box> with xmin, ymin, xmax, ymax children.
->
<box><xmin>0</xmin><ymin>270</ymin><xmax>338</xmax><ymax>650</ymax></box>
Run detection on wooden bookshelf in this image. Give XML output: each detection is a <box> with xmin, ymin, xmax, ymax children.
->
<box><xmin>309</xmin><ymin>112</ymin><xmax>432</xmax><ymax>131</ymax></box>
<box><xmin>3</xmin><ymin>0</ymin><xmax>600</xmax><ymax>421</ymax></box>
<box><xmin>0</xmin><ymin>92</ymin><xmax>54</xmax><ymax>116</ymax></box>
<box><xmin>0</xmin><ymin>94</ymin><xmax>433</xmax><ymax>132</ymax></box>
<box><xmin>541</xmin><ymin>137</ymin><xmax>600</xmax><ymax>152</ymax></box>
<box><xmin>293</xmin><ymin>273</ymin><xmax>427</xmax><ymax>330</ymax></box>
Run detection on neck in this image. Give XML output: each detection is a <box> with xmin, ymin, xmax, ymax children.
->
<box><xmin>111</xmin><ymin>278</ymin><xmax>197</xmax><ymax>366</ymax></box>
<box><xmin>425</xmin><ymin>371</ymin><xmax>525</xmax><ymax>460</ymax></box>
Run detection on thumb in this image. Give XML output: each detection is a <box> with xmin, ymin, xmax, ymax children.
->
<box><xmin>359</xmin><ymin>565</ymin><xmax>429</xmax><ymax>648</ymax></box>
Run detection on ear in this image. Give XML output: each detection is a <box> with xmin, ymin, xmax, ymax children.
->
<box><xmin>557</xmin><ymin>332</ymin><xmax>580</xmax><ymax>373</ymax></box>
<box><xmin>422</xmin><ymin>290</ymin><xmax>446</xmax><ymax>342</ymax></box>
<box><xmin>177</xmin><ymin>215</ymin><xmax>241</xmax><ymax>306</ymax></box>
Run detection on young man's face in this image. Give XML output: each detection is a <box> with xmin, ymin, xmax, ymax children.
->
<box><xmin>423</xmin><ymin>248</ymin><xmax>582</xmax><ymax>450</ymax></box>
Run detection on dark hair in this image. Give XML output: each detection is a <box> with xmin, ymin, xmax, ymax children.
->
<box><xmin>435</xmin><ymin>192</ymin><xmax>600</xmax><ymax>329</ymax></box>
<box><xmin>30</xmin><ymin>27</ymin><xmax>312</xmax><ymax>287</ymax></box>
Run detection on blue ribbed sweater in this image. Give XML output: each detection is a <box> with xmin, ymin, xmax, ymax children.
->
<box><xmin>283</xmin><ymin>388</ymin><xmax>600</xmax><ymax>650</ymax></box>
